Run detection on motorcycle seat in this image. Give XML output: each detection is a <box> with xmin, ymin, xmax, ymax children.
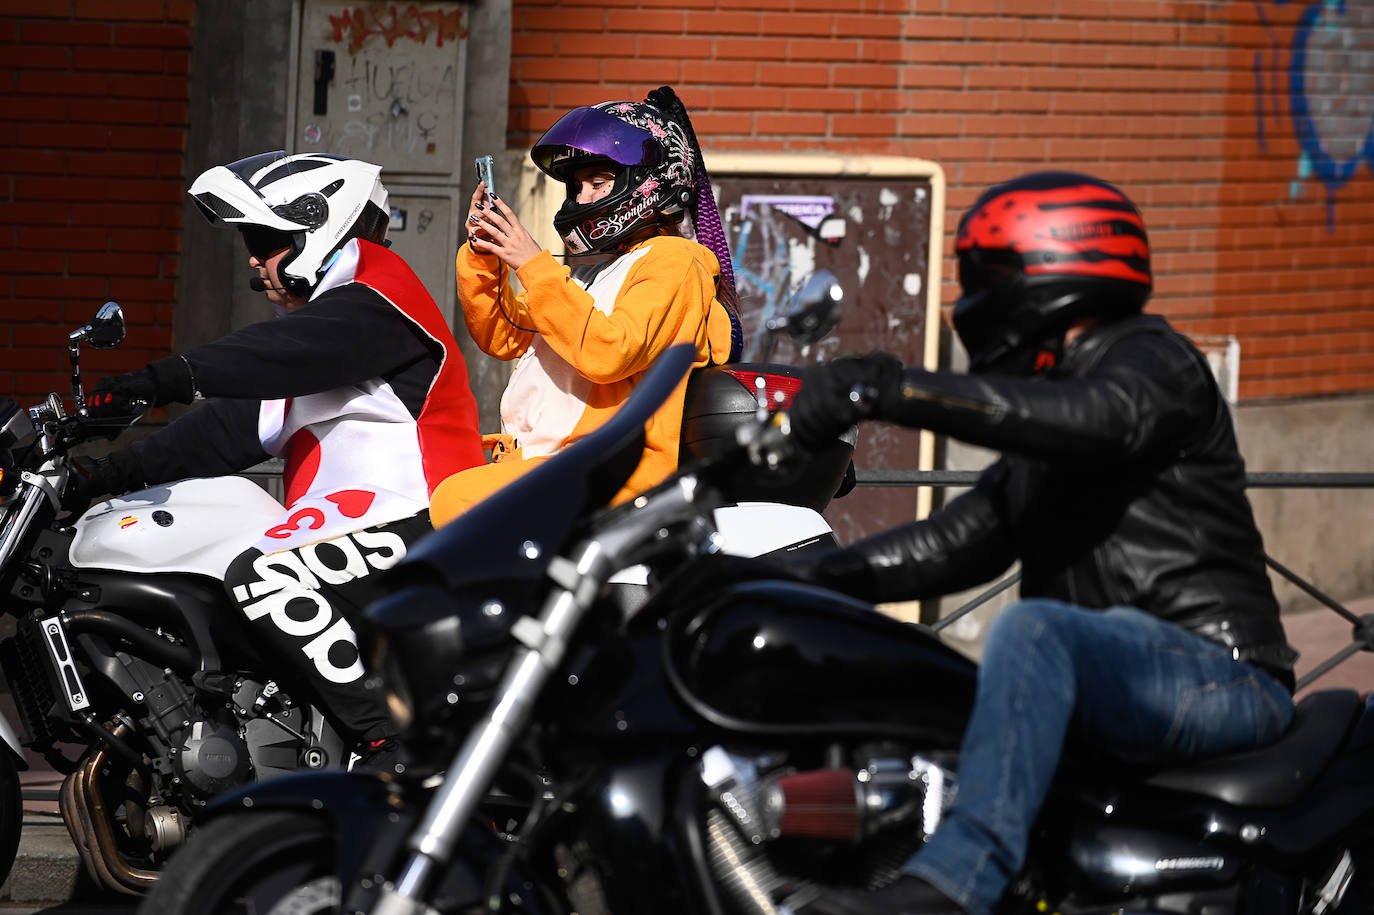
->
<box><xmin>1142</xmin><ymin>688</ymin><xmax>1360</xmax><ymax>807</ymax></box>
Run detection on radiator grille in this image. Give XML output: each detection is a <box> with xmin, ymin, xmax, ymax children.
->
<box><xmin>0</xmin><ymin>617</ymin><xmax>62</xmax><ymax>748</ymax></box>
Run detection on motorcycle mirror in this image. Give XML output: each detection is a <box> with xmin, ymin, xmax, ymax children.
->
<box><xmin>772</xmin><ymin>269</ymin><xmax>843</xmax><ymax>346</ymax></box>
<box><xmin>70</xmin><ymin>302</ymin><xmax>127</xmax><ymax>350</ymax></box>
<box><xmin>69</xmin><ymin>301</ymin><xmax>127</xmax><ymax>408</ymax></box>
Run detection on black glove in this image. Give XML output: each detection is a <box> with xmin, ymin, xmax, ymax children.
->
<box><xmin>62</xmin><ymin>449</ymin><xmax>144</xmax><ymax>515</ymax></box>
<box><xmin>85</xmin><ymin>370</ymin><xmax>157</xmax><ymax>418</ymax></box>
<box><xmin>785</xmin><ymin>546</ymin><xmax>878</xmax><ymax>599</ymax></box>
<box><xmin>788</xmin><ymin>353</ymin><xmax>903</xmax><ymax>451</ymax></box>
<box><xmin>85</xmin><ymin>355</ymin><xmax>195</xmax><ymax>418</ymax></box>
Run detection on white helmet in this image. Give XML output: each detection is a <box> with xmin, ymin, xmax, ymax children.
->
<box><xmin>188</xmin><ymin>151</ymin><xmax>390</xmax><ymax>296</ymax></box>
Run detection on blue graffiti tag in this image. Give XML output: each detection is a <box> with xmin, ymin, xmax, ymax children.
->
<box><xmin>1254</xmin><ymin>0</ymin><xmax>1374</xmax><ymax>230</ymax></box>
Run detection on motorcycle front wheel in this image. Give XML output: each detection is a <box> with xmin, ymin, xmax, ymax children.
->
<box><xmin>0</xmin><ymin>749</ymin><xmax>22</xmax><ymax>889</ymax></box>
<box><xmin>136</xmin><ymin>810</ymin><xmax>338</xmax><ymax>915</ymax></box>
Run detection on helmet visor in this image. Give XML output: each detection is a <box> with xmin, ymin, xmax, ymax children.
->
<box><xmin>240</xmin><ymin>225</ymin><xmax>293</xmax><ymax>261</ymax></box>
<box><xmin>531</xmin><ymin>107</ymin><xmax>658</xmax><ymax>177</ymax></box>
<box><xmin>223</xmin><ymin>150</ymin><xmax>289</xmax><ymax>184</ymax></box>
<box><xmin>188</xmin><ymin>150</ymin><xmax>309</xmax><ymax>232</ymax></box>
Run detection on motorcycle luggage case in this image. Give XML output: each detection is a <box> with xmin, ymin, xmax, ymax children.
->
<box><xmin>680</xmin><ymin>363</ymin><xmax>854</xmax><ymax>513</ymax></box>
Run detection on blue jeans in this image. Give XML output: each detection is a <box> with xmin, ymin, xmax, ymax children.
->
<box><xmin>907</xmin><ymin>599</ymin><xmax>1294</xmax><ymax>915</ymax></box>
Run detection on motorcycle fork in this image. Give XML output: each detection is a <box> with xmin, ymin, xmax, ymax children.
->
<box><xmin>371</xmin><ymin>479</ymin><xmax>704</xmax><ymax>913</ymax></box>
<box><xmin>373</xmin><ymin>542</ymin><xmax>616</xmax><ymax>913</ymax></box>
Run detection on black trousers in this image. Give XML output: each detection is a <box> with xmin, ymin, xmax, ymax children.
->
<box><xmin>223</xmin><ymin>511</ymin><xmax>432</xmax><ymax>748</ymax></box>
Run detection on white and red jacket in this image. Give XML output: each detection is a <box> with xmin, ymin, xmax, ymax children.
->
<box><xmin>127</xmin><ymin>239</ymin><xmax>483</xmax><ymax>553</ymax></box>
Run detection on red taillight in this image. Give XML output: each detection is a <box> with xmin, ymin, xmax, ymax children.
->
<box><xmin>722</xmin><ymin>370</ymin><xmax>803</xmax><ymax>410</ymax></box>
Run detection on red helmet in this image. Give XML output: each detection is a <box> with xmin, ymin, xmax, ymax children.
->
<box><xmin>952</xmin><ymin>171</ymin><xmax>1152</xmax><ymax>375</ymax></box>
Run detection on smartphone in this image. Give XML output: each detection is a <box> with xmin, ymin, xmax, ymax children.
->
<box><xmin>474</xmin><ymin>155</ymin><xmax>496</xmax><ymax>203</ymax></box>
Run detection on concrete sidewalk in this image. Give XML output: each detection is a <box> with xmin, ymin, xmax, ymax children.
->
<box><xmin>0</xmin><ymin>598</ymin><xmax>1370</xmax><ymax>909</ymax></box>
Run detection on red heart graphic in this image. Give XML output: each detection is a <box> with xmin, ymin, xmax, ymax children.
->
<box><xmin>325</xmin><ymin>489</ymin><xmax>376</xmax><ymax>519</ymax></box>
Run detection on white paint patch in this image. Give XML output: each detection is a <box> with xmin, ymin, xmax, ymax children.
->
<box><xmin>788</xmin><ymin>238</ymin><xmax>816</xmax><ymax>291</ymax></box>
<box><xmin>878</xmin><ymin>187</ymin><xmax>899</xmax><ymax>221</ymax></box>
<box><xmin>903</xmin><ymin>272</ymin><xmax>923</xmax><ymax>297</ymax></box>
<box><xmin>856</xmin><ymin>246</ymin><xmax>870</xmax><ymax>285</ymax></box>
<box><xmin>847</xmin><ymin>204</ymin><xmax>864</xmax><ymax>224</ymax></box>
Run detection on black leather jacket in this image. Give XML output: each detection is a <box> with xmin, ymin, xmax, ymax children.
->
<box><xmin>813</xmin><ymin>315</ymin><xmax>1295</xmax><ymax>686</ymax></box>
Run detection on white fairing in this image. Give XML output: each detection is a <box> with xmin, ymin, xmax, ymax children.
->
<box><xmin>609</xmin><ymin>502</ymin><xmax>833</xmax><ymax>586</ymax></box>
<box><xmin>70</xmin><ymin>477</ymin><xmax>285</xmax><ymax>579</ymax></box>
<box><xmin>710</xmin><ymin>502</ymin><xmax>833</xmax><ymax>555</ymax></box>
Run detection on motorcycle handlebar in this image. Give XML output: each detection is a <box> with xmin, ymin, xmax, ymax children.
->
<box><xmin>737</xmin><ymin>409</ymin><xmax>798</xmax><ymax>472</ymax></box>
<box><xmin>734</xmin><ymin>379</ymin><xmax>871</xmax><ymax>473</ymax></box>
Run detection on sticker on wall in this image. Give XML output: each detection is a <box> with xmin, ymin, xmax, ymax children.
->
<box><xmin>303</xmin><ymin>124</ymin><xmax>322</xmax><ymax>145</ymax></box>
<box><xmin>740</xmin><ymin>195</ymin><xmax>846</xmax><ymax>245</ymax></box>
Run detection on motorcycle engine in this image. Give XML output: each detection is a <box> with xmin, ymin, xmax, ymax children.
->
<box><xmin>174</xmin><ymin>720</ymin><xmax>252</xmax><ymax>798</ymax></box>
<box><xmin>698</xmin><ymin>746</ymin><xmax>958</xmax><ymax>915</ymax></box>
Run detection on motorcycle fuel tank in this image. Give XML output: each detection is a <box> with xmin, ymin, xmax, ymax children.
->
<box><xmin>70</xmin><ymin>477</ymin><xmax>284</xmax><ymax>578</ymax></box>
<box><xmin>669</xmin><ymin>580</ymin><xmax>977</xmax><ymax>741</ymax></box>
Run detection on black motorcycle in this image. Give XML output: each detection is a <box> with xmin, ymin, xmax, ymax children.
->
<box><xmin>0</xmin><ymin>303</ymin><xmax>348</xmax><ymax>895</ymax></box>
<box><xmin>140</xmin><ymin>342</ymin><xmax>1374</xmax><ymax>915</ymax></box>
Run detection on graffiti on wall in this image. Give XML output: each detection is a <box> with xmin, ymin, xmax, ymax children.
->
<box><xmin>328</xmin><ymin>5</ymin><xmax>466</xmax><ymax>52</ymax></box>
<box><xmin>297</xmin><ymin>3</ymin><xmax>466</xmax><ymax>175</ymax></box>
<box><xmin>1252</xmin><ymin>0</ymin><xmax>1374</xmax><ymax>229</ymax></box>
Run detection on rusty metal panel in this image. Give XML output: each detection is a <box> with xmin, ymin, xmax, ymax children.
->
<box><xmin>710</xmin><ymin>154</ymin><xmax>945</xmax><ymax>544</ymax></box>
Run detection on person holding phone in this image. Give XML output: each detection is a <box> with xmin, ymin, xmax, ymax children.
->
<box><xmin>430</xmin><ymin>85</ymin><xmax>743</xmax><ymax>524</ymax></box>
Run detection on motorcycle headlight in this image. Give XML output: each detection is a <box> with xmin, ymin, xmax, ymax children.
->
<box><xmin>0</xmin><ymin>401</ymin><xmax>28</xmax><ymax>452</ymax></box>
<box><xmin>368</xmin><ymin>629</ymin><xmax>414</xmax><ymax>731</ymax></box>
<box><xmin>360</xmin><ymin>581</ymin><xmax>534</xmax><ymax>757</ymax></box>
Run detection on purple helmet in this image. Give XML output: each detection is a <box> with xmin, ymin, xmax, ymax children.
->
<box><xmin>531</xmin><ymin>101</ymin><xmax>694</xmax><ymax>255</ymax></box>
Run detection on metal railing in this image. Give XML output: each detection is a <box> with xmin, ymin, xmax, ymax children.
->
<box><xmin>239</xmin><ymin>461</ymin><xmax>1373</xmax><ymax>690</ymax></box>
<box><xmin>856</xmin><ymin>470</ymin><xmax>1374</xmax><ymax>489</ymax></box>
<box><xmin>855</xmin><ymin>469</ymin><xmax>1374</xmax><ymax>691</ymax></box>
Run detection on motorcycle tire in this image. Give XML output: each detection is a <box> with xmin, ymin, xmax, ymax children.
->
<box><xmin>0</xmin><ymin>749</ymin><xmax>22</xmax><ymax>889</ymax></box>
<box><xmin>135</xmin><ymin>810</ymin><xmax>338</xmax><ymax>915</ymax></box>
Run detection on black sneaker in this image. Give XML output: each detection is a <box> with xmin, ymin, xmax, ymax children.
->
<box><xmin>353</xmin><ymin>735</ymin><xmax>405</xmax><ymax>775</ymax></box>
<box><xmin>805</xmin><ymin>876</ymin><xmax>966</xmax><ymax>915</ymax></box>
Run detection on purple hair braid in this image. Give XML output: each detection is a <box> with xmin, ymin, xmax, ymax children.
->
<box><xmin>645</xmin><ymin>86</ymin><xmax>744</xmax><ymax>362</ymax></box>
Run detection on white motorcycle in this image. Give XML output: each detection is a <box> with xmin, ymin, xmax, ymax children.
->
<box><xmin>0</xmin><ymin>303</ymin><xmax>346</xmax><ymax>896</ymax></box>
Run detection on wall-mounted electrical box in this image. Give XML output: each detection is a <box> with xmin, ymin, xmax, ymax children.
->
<box><xmin>289</xmin><ymin>2</ymin><xmax>470</xmax><ymax>324</ymax></box>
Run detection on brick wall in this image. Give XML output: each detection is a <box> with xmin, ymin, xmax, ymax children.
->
<box><xmin>510</xmin><ymin>0</ymin><xmax>1374</xmax><ymax>401</ymax></box>
<box><xmin>0</xmin><ymin>1</ymin><xmax>191</xmax><ymax>403</ymax></box>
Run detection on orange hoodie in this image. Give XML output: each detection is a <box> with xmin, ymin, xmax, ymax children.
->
<box><xmin>430</xmin><ymin>233</ymin><xmax>735</xmax><ymax>526</ymax></box>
